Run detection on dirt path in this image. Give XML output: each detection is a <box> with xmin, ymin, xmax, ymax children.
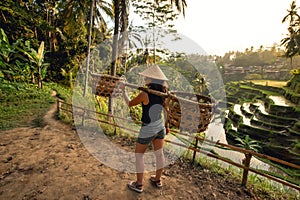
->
<box><xmin>0</xmin><ymin>100</ymin><xmax>276</xmax><ymax>200</ymax></box>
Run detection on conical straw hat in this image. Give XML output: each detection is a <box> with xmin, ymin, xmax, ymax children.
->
<box><xmin>139</xmin><ymin>64</ymin><xmax>168</xmax><ymax>81</ymax></box>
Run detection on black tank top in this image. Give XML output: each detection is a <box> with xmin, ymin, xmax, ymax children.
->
<box><xmin>141</xmin><ymin>92</ymin><xmax>164</xmax><ymax>124</ymax></box>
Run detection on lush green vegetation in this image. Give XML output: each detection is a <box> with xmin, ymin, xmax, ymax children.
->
<box><xmin>1</xmin><ymin>0</ymin><xmax>300</xmax><ymax>198</ymax></box>
<box><xmin>192</xmin><ymin>155</ymin><xmax>300</xmax><ymax>200</ymax></box>
<box><xmin>224</xmin><ymin>80</ymin><xmax>300</xmax><ymax>186</ymax></box>
<box><xmin>0</xmin><ymin>81</ymin><xmax>53</xmax><ymax>130</ymax></box>
<box><xmin>0</xmin><ymin>81</ymin><xmax>71</xmax><ymax>130</ymax></box>
<box><xmin>0</xmin><ymin>0</ymin><xmax>188</xmax><ymax>87</ymax></box>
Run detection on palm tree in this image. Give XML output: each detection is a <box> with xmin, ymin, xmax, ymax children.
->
<box><xmin>111</xmin><ymin>0</ymin><xmax>129</xmax><ymax>76</ymax></box>
<box><xmin>154</xmin><ymin>0</ymin><xmax>187</xmax><ymax>16</ymax></box>
<box><xmin>282</xmin><ymin>1</ymin><xmax>299</xmax><ymax>27</ymax></box>
<box><xmin>61</xmin><ymin>0</ymin><xmax>113</xmax><ymax>92</ymax></box>
<box><xmin>169</xmin><ymin>0</ymin><xmax>187</xmax><ymax>16</ymax></box>
<box><xmin>281</xmin><ymin>0</ymin><xmax>300</xmax><ymax>69</ymax></box>
<box><xmin>281</xmin><ymin>27</ymin><xmax>300</xmax><ymax>69</ymax></box>
<box><xmin>94</xmin><ymin>0</ymin><xmax>114</xmax><ymax>35</ymax></box>
<box><xmin>109</xmin><ymin>0</ymin><xmax>130</xmax><ymax>115</ymax></box>
<box><xmin>60</xmin><ymin>0</ymin><xmax>113</xmax><ymax>51</ymax></box>
<box><xmin>61</xmin><ymin>0</ymin><xmax>112</xmax><ymax>44</ymax></box>
<box><xmin>84</xmin><ymin>0</ymin><xmax>95</xmax><ymax>96</ymax></box>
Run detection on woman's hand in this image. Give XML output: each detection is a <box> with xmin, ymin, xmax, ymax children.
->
<box><xmin>165</xmin><ymin>124</ymin><xmax>169</xmax><ymax>135</ymax></box>
<box><xmin>118</xmin><ymin>77</ymin><xmax>126</xmax><ymax>91</ymax></box>
<box><xmin>165</xmin><ymin>127</ymin><xmax>170</xmax><ymax>134</ymax></box>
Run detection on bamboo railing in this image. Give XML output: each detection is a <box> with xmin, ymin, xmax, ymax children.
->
<box><xmin>57</xmin><ymin>99</ymin><xmax>300</xmax><ymax>191</ymax></box>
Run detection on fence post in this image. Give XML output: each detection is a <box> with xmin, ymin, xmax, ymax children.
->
<box><xmin>57</xmin><ymin>100</ymin><xmax>61</xmax><ymax>115</ymax></box>
<box><xmin>241</xmin><ymin>153</ymin><xmax>252</xmax><ymax>186</ymax></box>
<box><xmin>82</xmin><ymin>108</ymin><xmax>86</xmax><ymax>126</ymax></box>
<box><xmin>192</xmin><ymin>137</ymin><xmax>199</xmax><ymax>164</ymax></box>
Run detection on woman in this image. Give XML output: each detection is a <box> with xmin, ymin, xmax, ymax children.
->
<box><xmin>121</xmin><ymin>65</ymin><xmax>169</xmax><ymax>193</ymax></box>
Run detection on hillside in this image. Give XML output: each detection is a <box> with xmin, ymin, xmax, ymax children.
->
<box><xmin>0</xmin><ymin>96</ymin><xmax>294</xmax><ymax>200</ymax></box>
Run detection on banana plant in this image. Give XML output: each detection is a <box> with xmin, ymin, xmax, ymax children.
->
<box><xmin>18</xmin><ymin>41</ymin><xmax>48</xmax><ymax>89</ymax></box>
<box><xmin>0</xmin><ymin>28</ymin><xmax>24</xmax><ymax>80</ymax></box>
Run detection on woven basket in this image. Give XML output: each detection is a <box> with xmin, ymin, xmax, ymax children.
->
<box><xmin>165</xmin><ymin>91</ymin><xmax>214</xmax><ymax>133</ymax></box>
<box><xmin>91</xmin><ymin>73</ymin><xmax>214</xmax><ymax>133</ymax></box>
<box><xmin>91</xmin><ymin>74</ymin><xmax>123</xmax><ymax>97</ymax></box>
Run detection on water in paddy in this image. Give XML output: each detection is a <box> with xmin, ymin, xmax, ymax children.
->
<box><xmin>269</xmin><ymin>95</ymin><xmax>296</xmax><ymax>107</ymax></box>
<box><xmin>199</xmin><ymin>95</ymin><xmax>295</xmax><ymax>174</ymax></box>
<box><xmin>202</xmin><ymin>116</ymin><xmax>272</xmax><ymax>172</ymax></box>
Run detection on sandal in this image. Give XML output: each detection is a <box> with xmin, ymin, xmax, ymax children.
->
<box><xmin>150</xmin><ymin>175</ymin><xmax>163</xmax><ymax>188</ymax></box>
<box><xmin>127</xmin><ymin>181</ymin><xmax>143</xmax><ymax>193</ymax></box>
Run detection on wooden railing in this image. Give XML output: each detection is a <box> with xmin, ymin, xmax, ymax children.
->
<box><xmin>57</xmin><ymin>99</ymin><xmax>300</xmax><ymax>191</ymax></box>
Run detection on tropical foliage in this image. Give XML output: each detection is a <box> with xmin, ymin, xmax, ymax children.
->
<box><xmin>0</xmin><ymin>0</ymin><xmax>297</xmax><ymax>114</ymax></box>
<box><xmin>130</xmin><ymin>0</ymin><xmax>186</xmax><ymax>65</ymax></box>
<box><xmin>235</xmin><ymin>135</ymin><xmax>260</xmax><ymax>152</ymax></box>
<box><xmin>0</xmin><ymin>0</ymin><xmax>190</xmax><ymax>86</ymax></box>
<box><xmin>0</xmin><ymin>28</ymin><xmax>47</xmax><ymax>87</ymax></box>
<box><xmin>0</xmin><ymin>0</ymin><xmax>113</xmax><ymax>86</ymax></box>
<box><xmin>215</xmin><ymin>45</ymin><xmax>288</xmax><ymax>68</ymax></box>
<box><xmin>0</xmin><ymin>81</ymin><xmax>55</xmax><ymax>130</ymax></box>
<box><xmin>281</xmin><ymin>0</ymin><xmax>300</xmax><ymax>69</ymax></box>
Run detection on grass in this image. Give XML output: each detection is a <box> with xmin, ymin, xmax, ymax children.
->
<box><xmin>70</xmin><ymin>86</ymin><xmax>300</xmax><ymax>199</ymax></box>
<box><xmin>48</xmin><ymin>82</ymin><xmax>73</xmax><ymax>124</ymax></box>
<box><xmin>0</xmin><ymin>81</ymin><xmax>71</xmax><ymax>130</ymax></box>
<box><xmin>167</xmin><ymin>136</ymin><xmax>299</xmax><ymax>199</ymax></box>
<box><xmin>0</xmin><ymin>81</ymin><xmax>53</xmax><ymax>130</ymax></box>
<box><xmin>2</xmin><ymin>80</ymin><xmax>299</xmax><ymax>199</ymax></box>
<box><xmin>193</xmin><ymin>155</ymin><xmax>300</xmax><ymax>200</ymax></box>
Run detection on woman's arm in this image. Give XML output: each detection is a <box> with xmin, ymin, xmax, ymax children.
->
<box><xmin>163</xmin><ymin>101</ymin><xmax>169</xmax><ymax>134</ymax></box>
<box><xmin>123</xmin><ymin>91</ymin><xmax>149</xmax><ymax>107</ymax></box>
<box><xmin>119</xmin><ymin>79</ymin><xmax>149</xmax><ymax>107</ymax></box>
<box><xmin>123</xmin><ymin>91</ymin><xmax>131</xmax><ymax>106</ymax></box>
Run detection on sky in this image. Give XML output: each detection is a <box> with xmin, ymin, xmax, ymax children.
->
<box><xmin>173</xmin><ymin>0</ymin><xmax>292</xmax><ymax>56</ymax></box>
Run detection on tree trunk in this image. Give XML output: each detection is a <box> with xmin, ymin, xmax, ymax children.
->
<box><xmin>47</xmin><ymin>7</ymin><xmax>53</xmax><ymax>53</ymax></box>
<box><xmin>111</xmin><ymin>0</ymin><xmax>120</xmax><ymax>77</ymax></box>
<box><xmin>109</xmin><ymin>0</ymin><xmax>120</xmax><ymax>116</ymax></box>
<box><xmin>83</xmin><ymin>0</ymin><xmax>95</xmax><ymax>97</ymax></box>
<box><xmin>38</xmin><ymin>65</ymin><xmax>42</xmax><ymax>89</ymax></box>
<box><xmin>120</xmin><ymin>0</ymin><xmax>129</xmax><ymax>73</ymax></box>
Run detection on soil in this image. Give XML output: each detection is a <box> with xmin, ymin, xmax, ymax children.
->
<box><xmin>0</xmin><ymin>96</ymin><xmax>283</xmax><ymax>200</ymax></box>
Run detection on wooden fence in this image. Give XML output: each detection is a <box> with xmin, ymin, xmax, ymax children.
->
<box><xmin>57</xmin><ymin>99</ymin><xmax>300</xmax><ymax>191</ymax></box>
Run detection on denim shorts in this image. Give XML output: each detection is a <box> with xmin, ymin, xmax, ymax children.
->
<box><xmin>137</xmin><ymin>128</ymin><xmax>166</xmax><ymax>145</ymax></box>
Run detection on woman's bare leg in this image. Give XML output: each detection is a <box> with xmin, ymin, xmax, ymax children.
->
<box><xmin>135</xmin><ymin>142</ymin><xmax>149</xmax><ymax>184</ymax></box>
<box><xmin>152</xmin><ymin>139</ymin><xmax>165</xmax><ymax>180</ymax></box>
